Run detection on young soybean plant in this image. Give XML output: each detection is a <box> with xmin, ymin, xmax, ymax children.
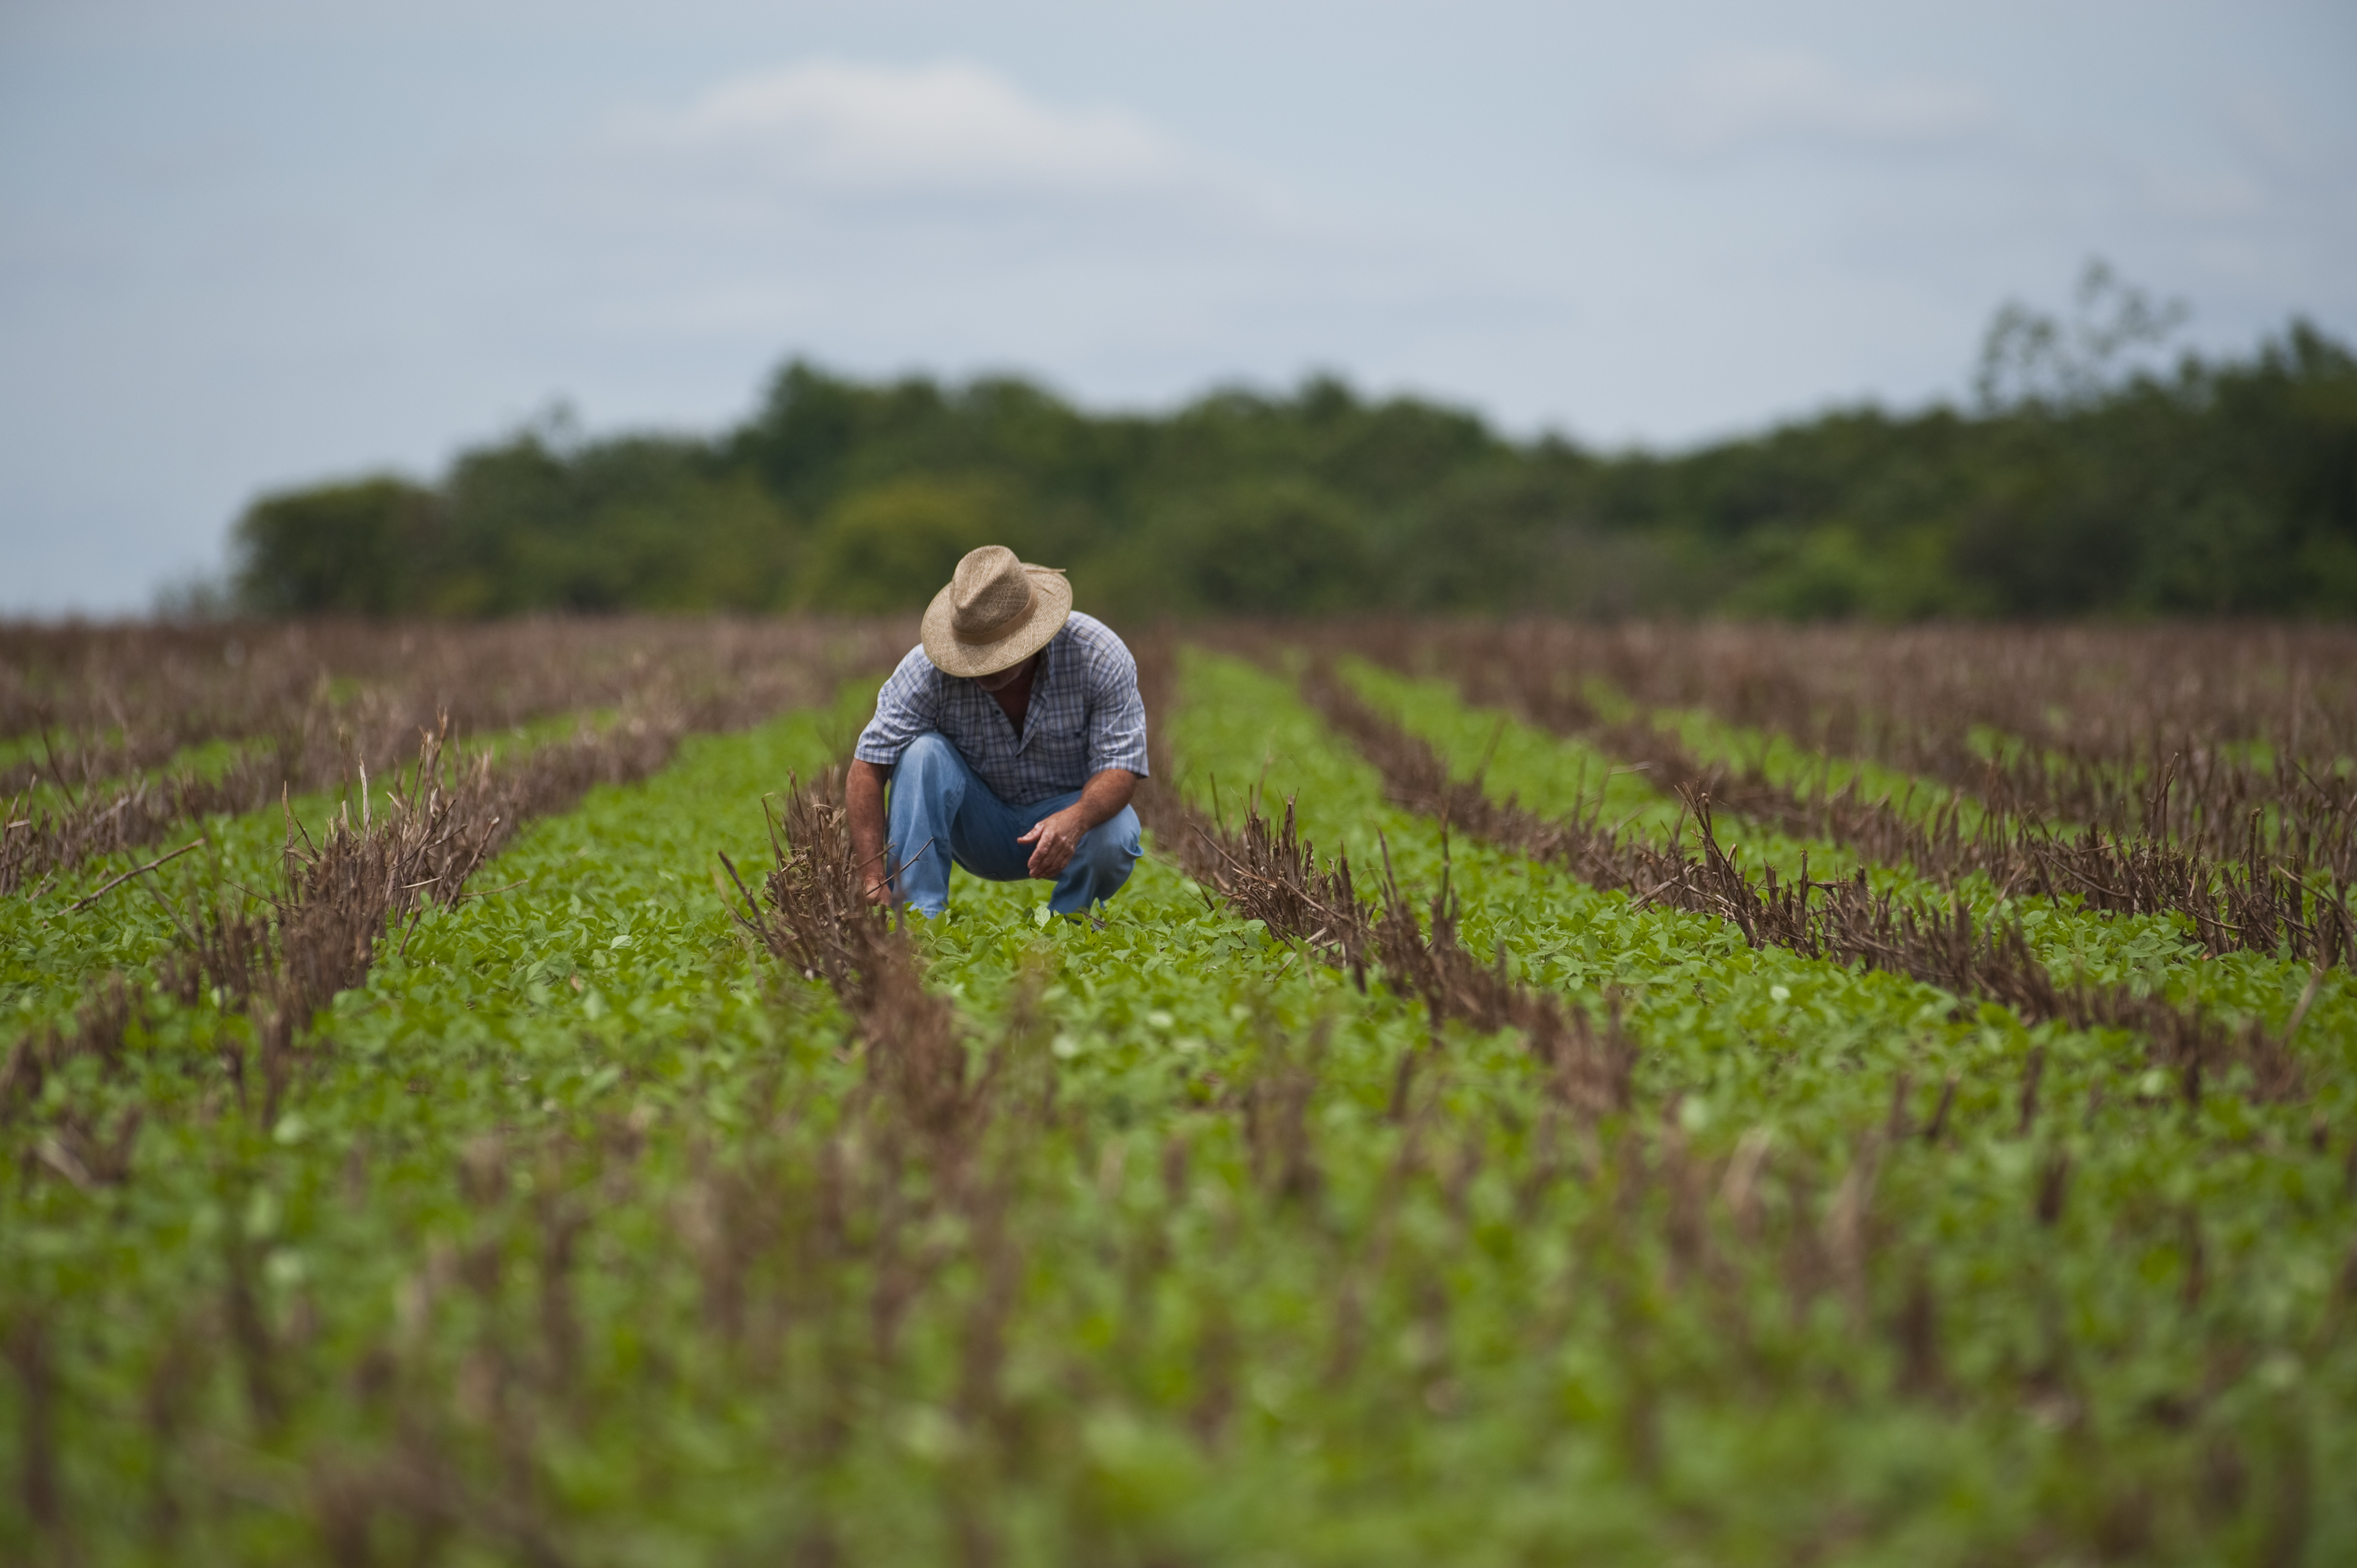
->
<box><xmin>1</xmin><ymin>623</ymin><xmax>2350</xmax><ymax>1566</ymax></box>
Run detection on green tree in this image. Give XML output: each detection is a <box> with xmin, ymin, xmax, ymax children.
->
<box><xmin>799</xmin><ymin>476</ymin><xmax>1018</xmax><ymax>612</ymax></box>
<box><xmin>231</xmin><ymin>475</ymin><xmax>434</xmax><ymax>615</ymax></box>
<box><xmin>1127</xmin><ymin>478</ymin><xmax>1373</xmax><ymax>616</ymax></box>
<box><xmin>434</xmin><ymin>430</ymin><xmax>797</xmax><ymax>614</ymax></box>
<box><xmin>217</xmin><ymin>293</ymin><xmax>2357</xmax><ymax>623</ymax></box>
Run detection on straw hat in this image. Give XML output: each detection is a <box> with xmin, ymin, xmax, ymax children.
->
<box><xmin>920</xmin><ymin>545</ymin><xmax>1073</xmax><ymax>678</ymax></box>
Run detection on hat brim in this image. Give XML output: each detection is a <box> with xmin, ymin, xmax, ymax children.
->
<box><xmin>920</xmin><ymin>565</ymin><xmax>1073</xmax><ymax>678</ymax></box>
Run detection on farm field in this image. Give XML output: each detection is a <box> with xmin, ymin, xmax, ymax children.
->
<box><xmin>4</xmin><ymin>617</ymin><xmax>2355</xmax><ymax>1565</ymax></box>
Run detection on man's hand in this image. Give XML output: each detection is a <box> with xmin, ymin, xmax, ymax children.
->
<box><xmin>1016</xmin><ymin>805</ymin><xmax>1088</xmax><ymax>879</ymax></box>
<box><xmin>1016</xmin><ymin>768</ymin><xmax>1135</xmax><ymax>881</ymax></box>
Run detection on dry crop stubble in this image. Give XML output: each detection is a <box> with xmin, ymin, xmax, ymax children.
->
<box><xmin>1131</xmin><ymin>636</ymin><xmax>1641</xmax><ymax>1117</ymax></box>
<box><xmin>1151</xmin><ymin>645</ymin><xmax>2356</xmax><ymax>1562</ymax></box>
<box><xmin>1315</xmin><ymin>658</ymin><xmax>2233</xmax><ymax>985</ymax></box>
<box><xmin>4</xmin><ymin>621</ymin><xmax>903</xmax><ymax>1154</ymax></box>
<box><xmin>1303</xmin><ymin>625</ymin><xmax>2357</xmax><ymax>966</ymax></box>
<box><xmin>0</xmin><ymin>618</ymin><xmax>898</xmax><ymax>775</ymax></box>
<box><xmin>1356</xmin><ymin>618</ymin><xmax>2357</xmax><ymax>884</ymax></box>
<box><xmin>1304</xmin><ymin>651</ymin><xmax>2334</xmax><ymax>1125</ymax></box>
<box><xmin>1</xmin><ymin>617</ymin><xmax>904</xmax><ymax>896</ymax></box>
<box><xmin>2</xmin><ymin>620</ymin><xmax>2351</xmax><ymax>1564</ymax></box>
<box><xmin>701</xmin><ymin>678</ymin><xmax>2140</xmax><ymax>1560</ymax></box>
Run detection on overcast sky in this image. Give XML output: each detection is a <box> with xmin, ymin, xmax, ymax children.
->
<box><xmin>4</xmin><ymin>0</ymin><xmax>2353</xmax><ymax>613</ymax></box>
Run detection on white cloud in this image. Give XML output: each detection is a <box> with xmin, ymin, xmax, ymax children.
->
<box><xmin>615</xmin><ymin>58</ymin><xmax>1196</xmax><ymax>195</ymax></box>
<box><xmin>1626</xmin><ymin>48</ymin><xmax>1996</xmax><ymax>159</ymax></box>
<box><xmin>11</xmin><ymin>8</ymin><xmax>2356</xmax><ymax>613</ymax></box>
<box><xmin>532</xmin><ymin>55</ymin><xmax>1345</xmax><ymax>360</ymax></box>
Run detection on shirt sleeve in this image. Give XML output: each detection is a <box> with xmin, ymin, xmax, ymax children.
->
<box><xmin>1084</xmin><ymin>634</ymin><xmax>1152</xmax><ymax>778</ymax></box>
<box><xmin>853</xmin><ymin>647</ymin><xmax>941</xmax><ymax>768</ymax></box>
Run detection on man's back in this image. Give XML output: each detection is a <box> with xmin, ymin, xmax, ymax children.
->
<box><xmin>846</xmin><ymin>547</ymin><xmax>1147</xmax><ymax>917</ymax></box>
<box><xmin>854</xmin><ymin>611</ymin><xmax>1149</xmax><ymax>807</ymax></box>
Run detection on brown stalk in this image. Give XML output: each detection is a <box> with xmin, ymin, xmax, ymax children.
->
<box><xmin>1310</xmin><ymin>622</ymin><xmax>2357</xmax><ymax>966</ymax></box>
<box><xmin>2</xmin><ymin>616</ymin><xmax>907</xmax><ymax>895</ymax></box>
<box><xmin>1301</xmin><ymin>657</ymin><xmax>2313</xmax><ymax>1103</ymax></box>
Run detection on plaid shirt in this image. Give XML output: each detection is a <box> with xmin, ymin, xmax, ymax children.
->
<box><xmin>854</xmin><ymin>612</ymin><xmax>1151</xmax><ymax>806</ymax></box>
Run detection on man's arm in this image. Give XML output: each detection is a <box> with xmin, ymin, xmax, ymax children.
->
<box><xmin>845</xmin><ymin>648</ymin><xmax>940</xmax><ymax>904</ymax></box>
<box><xmin>846</xmin><ymin>759</ymin><xmax>894</xmax><ymax>904</ymax></box>
<box><xmin>1015</xmin><ymin>768</ymin><xmax>1136</xmax><ymax>880</ymax></box>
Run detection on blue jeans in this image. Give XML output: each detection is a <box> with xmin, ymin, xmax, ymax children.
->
<box><xmin>886</xmin><ymin>733</ymin><xmax>1141</xmax><ymax>916</ymax></box>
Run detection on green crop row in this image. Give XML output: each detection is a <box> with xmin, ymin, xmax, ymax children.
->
<box><xmin>0</xmin><ymin>649</ymin><xmax>2349</xmax><ymax>1564</ymax></box>
<box><xmin>1340</xmin><ymin>656</ymin><xmax>2349</xmax><ymax>1015</ymax></box>
<box><xmin>3</xmin><ymin>708</ymin><xmax>627</xmax><ymax>1030</ymax></box>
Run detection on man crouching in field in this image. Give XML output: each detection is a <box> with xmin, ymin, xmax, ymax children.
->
<box><xmin>847</xmin><ymin>545</ymin><xmax>1149</xmax><ymax>917</ymax></box>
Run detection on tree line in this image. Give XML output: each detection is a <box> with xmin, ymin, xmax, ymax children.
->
<box><xmin>227</xmin><ymin>276</ymin><xmax>2357</xmax><ymax>622</ymax></box>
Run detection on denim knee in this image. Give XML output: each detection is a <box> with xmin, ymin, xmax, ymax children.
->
<box><xmin>1073</xmin><ymin>808</ymin><xmax>1141</xmax><ymax>879</ymax></box>
<box><xmin>1044</xmin><ymin>805</ymin><xmax>1141</xmax><ymax>914</ymax></box>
